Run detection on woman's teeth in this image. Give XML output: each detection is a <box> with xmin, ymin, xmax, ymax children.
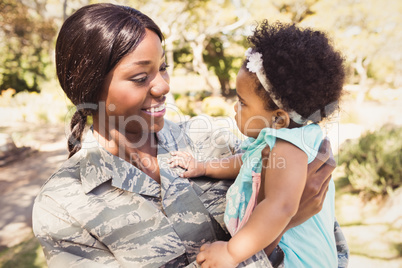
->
<box><xmin>145</xmin><ymin>103</ymin><xmax>165</xmax><ymax>113</ymax></box>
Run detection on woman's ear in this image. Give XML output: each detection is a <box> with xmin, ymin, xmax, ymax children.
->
<box><xmin>272</xmin><ymin>109</ymin><xmax>290</xmax><ymax>129</ymax></box>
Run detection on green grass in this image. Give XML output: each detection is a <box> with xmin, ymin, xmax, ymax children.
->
<box><xmin>0</xmin><ymin>233</ymin><xmax>46</xmax><ymax>268</ymax></box>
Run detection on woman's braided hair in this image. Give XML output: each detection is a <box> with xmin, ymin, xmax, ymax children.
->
<box><xmin>55</xmin><ymin>4</ymin><xmax>163</xmax><ymax>158</ymax></box>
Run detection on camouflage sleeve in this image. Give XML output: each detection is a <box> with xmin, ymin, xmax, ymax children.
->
<box><xmin>335</xmin><ymin>218</ymin><xmax>349</xmax><ymax>268</ymax></box>
<box><xmin>32</xmin><ymin>189</ymin><xmax>120</xmax><ymax>268</ymax></box>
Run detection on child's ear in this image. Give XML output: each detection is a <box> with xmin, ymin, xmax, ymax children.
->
<box><xmin>272</xmin><ymin>109</ymin><xmax>290</xmax><ymax>129</ymax></box>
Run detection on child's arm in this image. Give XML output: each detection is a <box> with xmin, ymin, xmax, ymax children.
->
<box><xmin>168</xmin><ymin>151</ymin><xmax>243</xmax><ymax>179</ymax></box>
<box><xmin>265</xmin><ymin>138</ymin><xmax>336</xmax><ymax>258</ymax></box>
<box><xmin>197</xmin><ymin>139</ymin><xmax>308</xmax><ymax>266</ymax></box>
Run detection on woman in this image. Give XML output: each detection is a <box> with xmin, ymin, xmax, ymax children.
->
<box><xmin>32</xmin><ymin>3</ymin><xmax>348</xmax><ymax>267</ymax></box>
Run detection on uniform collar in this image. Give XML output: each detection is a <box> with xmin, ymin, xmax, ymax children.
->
<box><xmin>79</xmin><ymin>130</ymin><xmax>161</xmax><ymax>196</ymax></box>
<box><xmin>79</xmin><ymin>123</ymin><xmax>185</xmax><ymax>197</ymax></box>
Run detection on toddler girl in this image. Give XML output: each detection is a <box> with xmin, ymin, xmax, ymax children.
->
<box><xmin>169</xmin><ymin>21</ymin><xmax>345</xmax><ymax>267</ymax></box>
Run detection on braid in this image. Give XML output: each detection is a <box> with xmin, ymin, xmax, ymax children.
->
<box><xmin>68</xmin><ymin>110</ymin><xmax>88</xmax><ymax>158</ymax></box>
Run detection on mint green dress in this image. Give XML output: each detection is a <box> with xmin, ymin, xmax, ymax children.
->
<box><xmin>224</xmin><ymin>124</ymin><xmax>338</xmax><ymax>267</ymax></box>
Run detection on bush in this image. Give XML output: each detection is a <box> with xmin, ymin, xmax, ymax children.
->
<box><xmin>0</xmin><ymin>0</ymin><xmax>56</xmax><ymax>94</ymax></box>
<box><xmin>339</xmin><ymin>124</ymin><xmax>402</xmax><ymax>199</ymax></box>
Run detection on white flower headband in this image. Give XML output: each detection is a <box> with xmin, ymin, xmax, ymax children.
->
<box><xmin>245</xmin><ymin>48</ymin><xmax>306</xmax><ymax>125</ymax></box>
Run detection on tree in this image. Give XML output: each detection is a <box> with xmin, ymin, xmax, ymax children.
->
<box><xmin>249</xmin><ymin>0</ymin><xmax>402</xmax><ymax>97</ymax></box>
<box><xmin>61</xmin><ymin>0</ymin><xmax>91</xmax><ymax>21</ymax></box>
<box><xmin>0</xmin><ymin>0</ymin><xmax>57</xmax><ymax>93</ymax></box>
<box><xmin>128</xmin><ymin>0</ymin><xmax>250</xmax><ymax>96</ymax></box>
<box><xmin>301</xmin><ymin>0</ymin><xmax>402</xmax><ymax>96</ymax></box>
<box><xmin>271</xmin><ymin>0</ymin><xmax>319</xmax><ymax>23</ymax></box>
<box><xmin>204</xmin><ymin>37</ymin><xmax>243</xmax><ymax>96</ymax></box>
<box><xmin>182</xmin><ymin>0</ymin><xmax>251</xmax><ymax>96</ymax></box>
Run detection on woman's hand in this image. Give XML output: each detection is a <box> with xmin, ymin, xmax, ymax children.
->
<box><xmin>168</xmin><ymin>151</ymin><xmax>206</xmax><ymax>178</ymax></box>
<box><xmin>196</xmin><ymin>241</ymin><xmax>239</xmax><ymax>268</ymax></box>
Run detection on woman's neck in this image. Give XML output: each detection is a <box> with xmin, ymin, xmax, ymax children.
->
<box><xmin>93</xmin><ymin>126</ymin><xmax>161</xmax><ymax>183</ymax></box>
<box><xmin>93</xmin><ymin>127</ymin><xmax>157</xmax><ymax>158</ymax></box>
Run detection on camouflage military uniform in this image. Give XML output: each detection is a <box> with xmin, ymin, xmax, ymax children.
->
<box><xmin>33</xmin><ymin>117</ymin><xmax>348</xmax><ymax>268</ymax></box>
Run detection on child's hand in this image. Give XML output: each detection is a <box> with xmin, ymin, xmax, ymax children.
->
<box><xmin>168</xmin><ymin>151</ymin><xmax>206</xmax><ymax>178</ymax></box>
<box><xmin>196</xmin><ymin>241</ymin><xmax>239</xmax><ymax>268</ymax></box>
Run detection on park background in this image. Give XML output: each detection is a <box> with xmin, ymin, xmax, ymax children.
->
<box><xmin>0</xmin><ymin>0</ymin><xmax>401</xmax><ymax>267</ymax></box>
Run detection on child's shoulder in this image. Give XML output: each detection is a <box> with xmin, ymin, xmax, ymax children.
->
<box><xmin>259</xmin><ymin>123</ymin><xmax>321</xmax><ymax>142</ymax></box>
<box><xmin>264</xmin><ymin>124</ymin><xmax>323</xmax><ymax>163</ymax></box>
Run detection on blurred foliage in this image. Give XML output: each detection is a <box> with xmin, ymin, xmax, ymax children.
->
<box><xmin>339</xmin><ymin>124</ymin><xmax>402</xmax><ymax>199</ymax></box>
<box><xmin>0</xmin><ymin>233</ymin><xmax>46</xmax><ymax>268</ymax></box>
<box><xmin>301</xmin><ymin>0</ymin><xmax>402</xmax><ymax>88</ymax></box>
<box><xmin>175</xmin><ymin>95</ymin><xmax>197</xmax><ymax>117</ymax></box>
<box><xmin>201</xmin><ymin>96</ymin><xmax>233</xmax><ymax>117</ymax></box>
<box><xmin>0</xmin><ymin>83</ymin><xmax>72</xmax><ymax>124</ymax></box>
<box><xmin>0</xmin><ymin>0</ymin><xmax>57</xmax><ymax>93</ymax></box>
<box><xmin>204</xmin><ymin>37</ymin><xmax>244</xmax><ymax>96</ymax></box>
<box><xmin>129</xmin><ymin>0</ymin><xmax>250</xmax><ymax>96</ymax></box>
<box><xmin>174</xmin><ymin>90</ymin><xmax>210</xmax><ymax>117</ymax></box>
<box><xmin>0</xmin><ymin>0</ymin><xmax>401</xmax><ymax>96</ymax></box>
<box><xmin>0</xmin><ymin>88</ymin><xmax>16</xmax><ymax>106</ymax></box>
<box><xmin>174</xmin><ymin>91</ymin><xmax>235</xmax><ymax>118</ymax></box>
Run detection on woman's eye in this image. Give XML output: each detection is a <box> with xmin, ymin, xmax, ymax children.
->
<box><xmin>131</xmin><ymin>63</ymin><xmax>169</xmax><ymax>84</ymax></box>
<box><xmin>131</xmin><ymin>76</ymin><xmax>148</xmax><ymax>83</ymax></box>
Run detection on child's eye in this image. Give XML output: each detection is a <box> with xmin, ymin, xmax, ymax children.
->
<box><xmin>160</xmin><ymin>63</ymin><xmax>170</xmax><ymax>72</ymax></box>
<box><xmin>237</xmin><ymin>98</ymin><xmax>244</xmax><ymax>106</ymax></box>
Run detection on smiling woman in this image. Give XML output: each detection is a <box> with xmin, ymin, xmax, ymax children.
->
<box><xmin>54</xmin><ymin>3</ymin><xmax>165</xmax><ymax>159</ymax></box>
<box><xmin>32</xmin><ymin>3</ymin><xmax>346</xmax><ymax>268</ymax></box>
<box><xmin>93</xmin><ymin>29</ymin><xmax>170</xmax><ymax>182</ymax></box>
<box><xmin>95</xmin><ymin>29</ymin><xmax>170</xmax><ymax>166</ymax></box>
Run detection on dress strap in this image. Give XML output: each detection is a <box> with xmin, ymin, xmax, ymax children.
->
<box><xmin>235</xmin><ymin>171</ymin><xmax>262</xmax><ymax>233</ymax></box>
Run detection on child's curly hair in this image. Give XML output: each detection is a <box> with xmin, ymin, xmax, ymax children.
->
<box><xmin>247</xmin><ymin>21</ymin><xmax>345</xmax><ymax>123</ymax></box>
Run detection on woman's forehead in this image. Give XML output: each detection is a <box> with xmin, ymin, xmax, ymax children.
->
<box><xmin>118</xmin><ymin>30</ymin><xmax>164</xmax><ymax>67</ymax></box>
